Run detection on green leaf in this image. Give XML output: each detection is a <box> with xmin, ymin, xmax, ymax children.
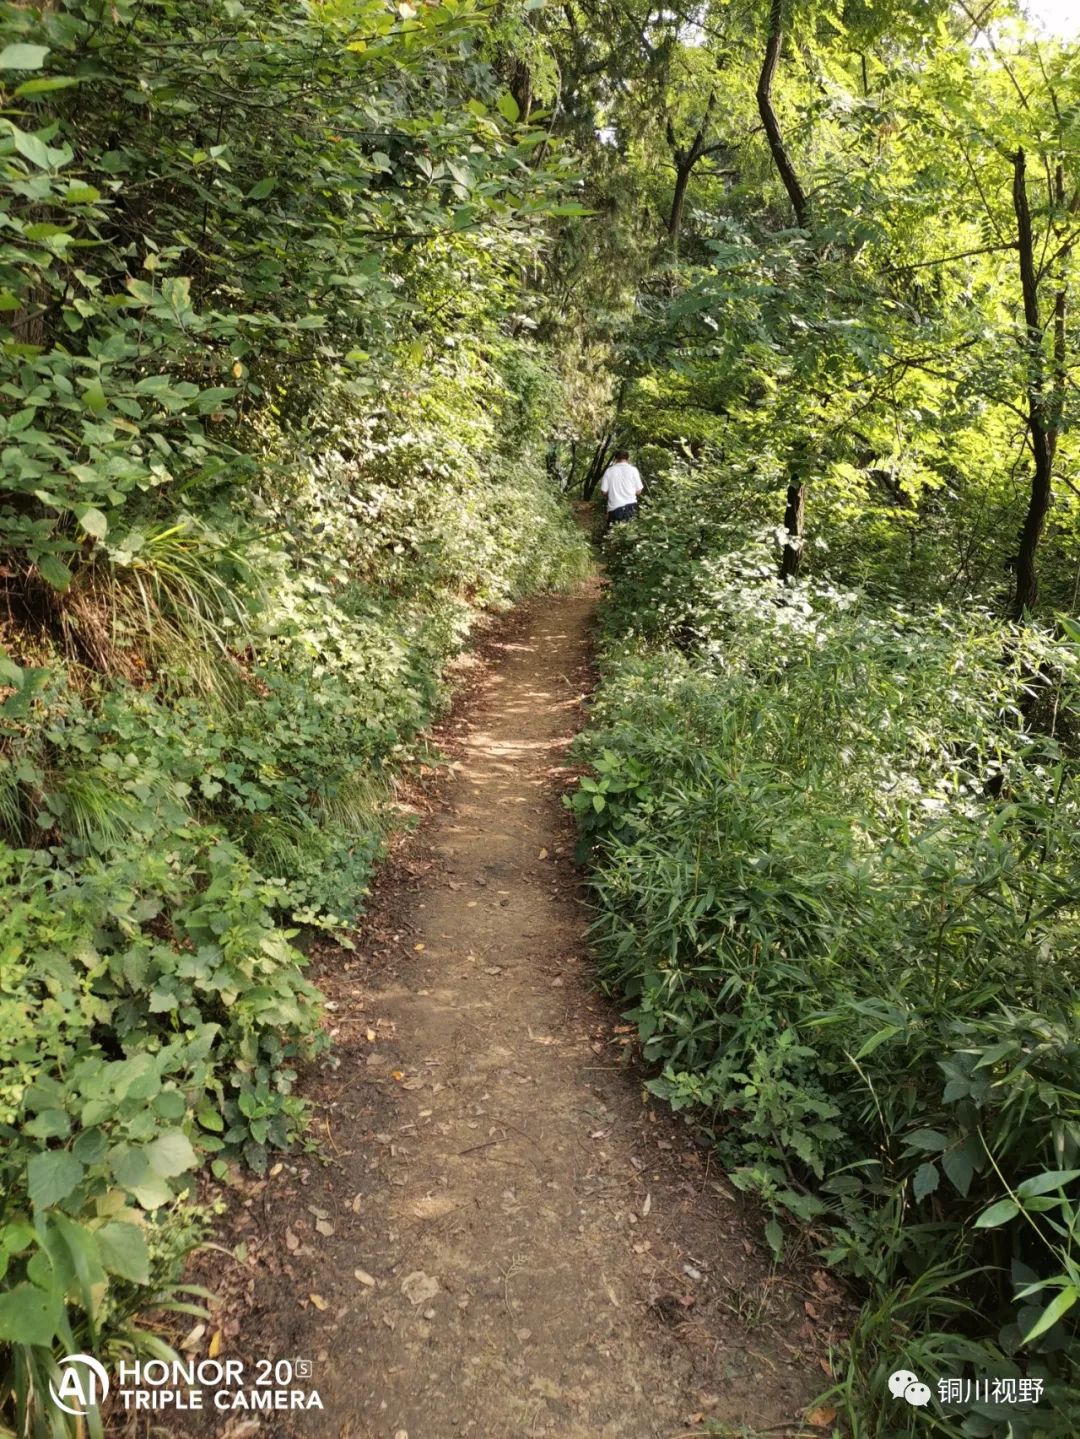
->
<box><xmin>37</xmin><ymin>555</ymin><xmax>73</xmax><ymax>592</ymax></box>
<box><xmin>247</xmin><ymin>177</ymin><xmax>275</xmax><ymax>199</ymax></box>
<box><xmin>912</xmin><ymin>1161</ymin><xmax>939</xmax><ymax>1202</ymax></box>
<box><xmin>941</xmin><ymin>1146</ymin><xmax>975</xmax><ymax>1198</ymax></box>
<box><xmin>904</xmin><ymin>1128</ymin><xmax>948</xmax><ymax>1153</ymax></box>
<box><xmin>1016</xmin><ymin>1169</ymin><xmax>1080</xmax><ymax>1199</ymax></box>
<box><xmin>14</xmin><ymin>76</ymin><xmax>78</xmax><ymax>97</ymax></box>
<box><xmin>853</xmin><ymin>1024</ymin><xmax>901</xmax><ymax>1059</ymax></box>
<box><xmin>764</xmin><ymin>1217</ymin><xmax>784</xmax><ymax>1257</ymax></box>
<box><xmin>1021</xmin><ymin>1286</ymin><xmax>1078</xmax><ymax>1344</ymax></box>
<box><xmin>10</xmin><ymin>127</ymin><xmax>52</xmax><ymax>170</ymax></box>
<box><xmin>78</xmin><ymin>508</ymin><xmax>108</xmax><ymax>541</ymax></box>
<box><xmin>496</xmin><ymin>92</ymin><xmax>520</xmax><ymax>123</ymax></box>
<box><xmin>0</xmin><ymin>1284</ymin><xmax>62</xmax><ymax>1346</ymax></box>
<box><xmin>0</xmin><ymin>44</ymin><xmax>50</xmax><ymax>70</ymax></box>
<box><xmin>27</xmin><ymin>1151</ymin><xmax>85</xmax><ymax>1210</ymax></box>
<box><xmin>96</xmin><ymin>1221</ymin><xmax>150</xmax><ymax>1285</ymax></box>
<box><xmin>0</xmin><ymin>646</ymin><xmax>22</xmax><ymax>687</ymax></box>
<box><xmin>145</xmin><ymin>1130</ymin><xmax>197</xmax><ymax>1179</ymax></box>
<box><xmin>975</xmin><ymin>1197</ymin><xmax>1019</xmax><ymax>1228</ymax></box>
<box><xmin>82</xmin><ymin>379</ymin><xmax>107</xmax><ymax>414</ymax></box>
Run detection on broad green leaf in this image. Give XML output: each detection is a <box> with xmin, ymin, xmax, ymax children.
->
<box><xmin>78</xmin><ymin>508</ymin><xmax>108</xmax><ymax>541</ymax></box>
<box><xmin>145</xmin><ymin>1130</ymin><xmax>197</xmax><ymax>1178</ymax></box>
<box><xmin>912</xmin><ymin>1161</ymin><xmax>939</xmax><ymax>1202</ymax></box>
<box><xmin>0</xmin><ymin>1284</ymin><xmax>61</xmax><ymax>1346</ymax></box>
<box><xmin>27</xmin><ymin>1151</ymin><xmax>85</xmax><ymax>1210</ymax></box>
<box><xmin>96</xmin><ymin>1221</ymin><xmax>150</xmax><ymax>1285</ymax></box>
<box><xmin>975</xmin><ymin>1198</ymin><xmax>1019</xmax><ymax>1228</ymax></box>
<box><xmin>37</xmin><ymin>555</ymin><xmax>73</xmax><ymax>591</ymax></box>
<box><xmin>14</xmin><ymin>75</ymin><xmax>78</xmax><ymax>96</ymax></box>
<box><xmin>0</xmin><ymin>44</ymin><xmax>50</xmax><ymax>70</ymax></box>
<box><xmin>0</xmin><ymin>646</ymin><xmax>22</xmax><ymax>687</ymax></box>
<box><xmin>11</xmin><ymin>127</ymin><xmax>52</xmax><ymax>170</ymax></box>
<box><xmin>941</xmin><ymin>1146</ymin><xmax>975</xmax><ymax>1198</ymax></box>
<box><xmin>496</xmin><ymin>92</ymin><xmax>520</xmax><ymax>123</ymax></box>
<box><xmin>82</xmin><ymin>379</ymin><xmax>107</xmax><ymax>413</ymax></box>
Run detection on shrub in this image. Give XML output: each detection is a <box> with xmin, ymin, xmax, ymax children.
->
<box><xmin>573</xmin><ymin>494</ymin><xmax>1080</xmax><ymax>1435</ymax></box>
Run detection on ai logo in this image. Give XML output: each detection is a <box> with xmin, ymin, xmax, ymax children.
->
<box><xmin>49</xmin><ymin>1354</ymin><xmax>110</xmax><ymax>1417</ymax></box>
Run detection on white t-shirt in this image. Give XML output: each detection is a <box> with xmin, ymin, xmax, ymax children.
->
<box><xmin>600</xmin><ymin>461</ymin><xmax>643</xmax><ymax>511</ymax></box>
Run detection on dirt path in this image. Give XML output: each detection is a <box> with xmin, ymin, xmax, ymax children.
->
<box><xmin>189</xmin><ymin>584</ymin><xmax>833</xmax><ymax>1439</ymax></box>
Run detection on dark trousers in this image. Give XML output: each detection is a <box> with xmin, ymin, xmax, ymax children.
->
<box><xmin>607</xmin><ymin>502</ymin><xmax>638</xmax><ymax>527</ymax></box>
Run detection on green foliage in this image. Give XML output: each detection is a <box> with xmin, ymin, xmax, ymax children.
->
<box><xmin>574</xmin><ymin>491</ymin><xmax>1080</xmax><ymax>1435</ymax></box>
<box><xmin>0</xmin><ymin>0</ymin><xmax>590</xmax><ymax>1432</ymax></box>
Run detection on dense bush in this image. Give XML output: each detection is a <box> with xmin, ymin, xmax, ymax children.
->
<box><xmin>573</xmin><ymin>483</ymin><xmax>1080</xmax><ymax>1436</ymax></box>
<box><xmin>0</xmin><ymin>2</ymin><xmax>589</xmax><ymax>1431</ymax></box>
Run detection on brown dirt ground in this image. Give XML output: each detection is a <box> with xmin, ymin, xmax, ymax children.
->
<box><xmin>144</xmin><ymin>579</ymin><xmax>845</xmax><ymax>1439</ymax></box>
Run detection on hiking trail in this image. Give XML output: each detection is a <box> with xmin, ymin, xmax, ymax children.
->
<box><xmin>190</xmin><ymin>582</ymin><xmax>836</xmax><ymax>1439</ymax></box>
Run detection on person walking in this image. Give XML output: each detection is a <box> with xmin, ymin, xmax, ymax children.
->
<box><xmin>599</xmin><ymin>450</ymin><xmax>643</xmax><ymax>528</ymax></box>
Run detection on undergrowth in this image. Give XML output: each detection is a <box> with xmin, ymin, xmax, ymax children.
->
<box><xmin>0</xmin><ymin>1</ymin><xmax>590</xmax><ymax>1428</ymax></box>
<box><xmin>571</xmin><ymin>470</ymin><xmax>1080</xmax><ymax>1438</ymax></box>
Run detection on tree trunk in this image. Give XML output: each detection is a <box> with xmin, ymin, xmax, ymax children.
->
<box><xmin>779</xmin><ymin>479</ymin><xmax>806</xmax><ymax>580</ymax></box>
<box><xmin>756</xmin><ymin>0</ymin><xmax>809</xmax><ymax>229</ymax></box>
<box><xmin>667</xmin><ymin>159</ymin><xmax>694</xmax><ymax>248</ymax></box>
<box><xmin>581</xmin><ymin>433</ymin><xmax>612</xmax><ymax>500</ymax></box>
<box><xmin>1011</xmin><ymin>147</ymin><xmax>1054</xmax><ymax>620</ymax></box>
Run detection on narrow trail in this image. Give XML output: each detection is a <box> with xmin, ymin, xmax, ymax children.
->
<box><xmin>196</xmin><ymin>583</ymin><xmax>830</xmax><ymax>1439</ymax></box>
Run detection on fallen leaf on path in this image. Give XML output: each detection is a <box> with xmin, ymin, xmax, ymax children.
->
<box><xmin>806</xmin><ymin>1406</ymin><xmax>837</xmax><ymax>1428</ymax></box>
<box><xmin>641</xmin><ymin>1192</ymin><xmax>652</xmax><ymax>1217</ymax></box>
<box><xmin>315</xmin><ymin>1219</ymin><xmax>335</xmax><ymax>1237</ymax></box>
<box><xmin>401</xmin><ymin>1271</ymin><xmax>440</xmax><ymax>1306</ymax></box>
<box><xmin>308</xmin><ymin>1294</ymin><xmax>328</xmax><ymax>1311</ymax></box>
<box><xmin>538</xmin><ymin>848</ymin><xmax>548</xmax><ymax>859</ymax></box>
<box><xmin>351</xmin><ymin>1194</ymin><xmax>363</xmax><ymax>1213</ymax></box>
<box><xmin>412</xmin><ymin>1195</ymin><xmax>457</xmax><ymax>1220</ymax></box>
<box><xmin>354</xmin><ymin>1269</ymin><xmax>376</xmax><ymax>1287</ymax></box>
<box><xmin>208</xmin><ymin>1329</ymin><xmax>222</xmax><ymax>1359</ymax></box>
<box><xmin>401</xmin><ymin>1076</ymin><xmax>424</xmax><ymax>1090</ymax></box>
